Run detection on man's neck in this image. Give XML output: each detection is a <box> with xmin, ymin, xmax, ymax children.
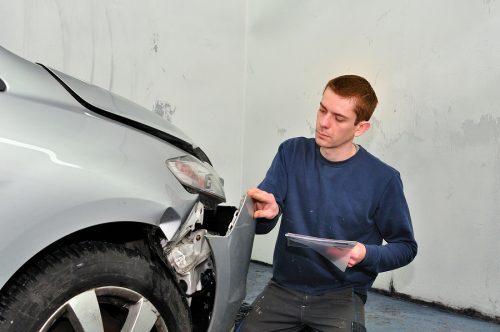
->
<box><xmin>320</xmin><ymin>143</ymin><xmax>358</xmax><ymax>162</ymax></box>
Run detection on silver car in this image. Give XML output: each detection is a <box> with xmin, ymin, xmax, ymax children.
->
<box><xmin>0</xmin><ymin>45</ymin><xmax>255</xmax><ymax>332</ymax></box>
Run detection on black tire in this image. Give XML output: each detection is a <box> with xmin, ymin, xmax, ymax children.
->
<box><xmin>0</xmin><ymin>241</ymin><xmax>192</xmax><ymax>332</ymax></box>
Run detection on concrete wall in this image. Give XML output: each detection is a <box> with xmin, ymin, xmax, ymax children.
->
<box><xmin>242</xmin><ymin>0</ymin><xmax>500</xmax><ymax>319</ymax></box>
<box><xmin>0</xmin><ymin>0</ymin><xmax>247</xmax><ymax>206</ymax></box>
<box><xmin>1</xmin><ymin>0</ymin><xmax>499</xmax><ymax>320</ymax></box>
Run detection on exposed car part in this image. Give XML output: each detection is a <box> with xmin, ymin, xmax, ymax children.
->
<box><xmin>0</xmin><ymin>241</ymin><xmax>191</xmax><ymax>331</ymax></box>
<box><xmin>167</xmin><ymin>229</ymin><xmax>212</xmax><ymax>297</ymax></box>
<box><xmin>165</xmin><ymin>201</ymin><xmax>205</xmax><ymax>250</ymax></box>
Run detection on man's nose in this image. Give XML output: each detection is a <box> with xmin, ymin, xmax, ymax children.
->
<box><xmin>319</xmin><ymin>113</ymin><xmax>331</xmax><ymax>128</ymax></box>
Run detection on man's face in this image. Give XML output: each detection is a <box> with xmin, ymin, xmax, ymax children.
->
<box><xmin>315</xmin><ymin>88</ymin><xmax>364</xmax><ymax>151</ymax></box>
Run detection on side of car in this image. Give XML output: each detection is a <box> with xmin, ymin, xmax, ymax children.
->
<box><xmin>0</xmin><ymin>46</ymin><xmax>254</xmax><ymax>332</ymax></box>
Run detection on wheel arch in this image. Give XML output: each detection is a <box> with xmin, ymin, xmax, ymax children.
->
<box><xmin>0</xmin><ymin>221</ymin><xmax>186</xmax><ymax>305</ymax></box>
<box><xmin>0</xmin><ymin>236</ymin><xmax>193</xmax><ymax>331</ymax></box>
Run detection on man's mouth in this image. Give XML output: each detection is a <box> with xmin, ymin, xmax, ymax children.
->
<box><xmin>316</xmin><ymin>131</ymin><xmax>329</xmax><ymax>139</ymax></box>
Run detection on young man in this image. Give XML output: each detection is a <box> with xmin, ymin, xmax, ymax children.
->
<box><xmin>241</xmin><ymin>75</ymin><xmax>418</xmax><ymax>331</ymax></box>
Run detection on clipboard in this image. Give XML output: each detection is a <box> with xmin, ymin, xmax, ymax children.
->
<box><xmin>285</xmin><ymin>232</ymin><xmax>357</xmax><ymax>272</ymax></box>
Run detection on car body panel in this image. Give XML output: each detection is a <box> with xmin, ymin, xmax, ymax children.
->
<box><xmin>0</xmin><ymin>86</ymin><xmax>199</xmax><ymax>288</ymax></box>
<box><xmin>206</xmin><ymin>195</ymin><xmax>256</xmax><ymax>332</ymax></box>
<box><xmin>0</xmin><ymin>46</ymin><xmax>71</xmax><ymax>101</ymax></box>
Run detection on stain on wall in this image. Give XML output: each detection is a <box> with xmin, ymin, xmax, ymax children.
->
<box><xmin>152</xmin><ymin>33</ymin><xmax>159</xmax><ymax>53</ymax></box>
<box><xmin>153</xmin><ymin>100</ymin><xmax>176</xmax><ymax>122</ymax></box>
<box><xmin>451</xmin><ymin>114</ymin><xmax>500</xmax><ymax>147</ymax></box>
<box><xmin>306</xmin><ymin>120</ymin><xmax>315</xmax><ymax>135</ymax></box>
<box><xmin>276</xmin><ymin>126</ymin><xmax>287</xmax><ymax>137</ymax></box>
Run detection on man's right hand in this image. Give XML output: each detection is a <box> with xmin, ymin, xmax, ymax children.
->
<box><xmin>247</xmin><ymin>187</ymin><xmax>280</xmax><ymax>220</ymax></box>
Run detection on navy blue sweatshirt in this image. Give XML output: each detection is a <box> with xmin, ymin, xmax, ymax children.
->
<box><xmin>256</xmin><ymin>137</ymin><xmax>417</xmax><ymax>296</ymax></box>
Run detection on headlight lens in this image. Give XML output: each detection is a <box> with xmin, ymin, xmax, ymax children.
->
<box><xmin>166</xmin><ymin>155</ymin><xmax>225</xmax><ymax>202</ymax></box>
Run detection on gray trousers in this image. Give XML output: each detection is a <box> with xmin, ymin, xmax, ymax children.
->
<box><xmin>238</xmin><ymin>281</ymin><xmax>366</xmax><ymax>332</ymax></box>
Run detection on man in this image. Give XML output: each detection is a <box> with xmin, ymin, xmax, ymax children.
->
<box><xmin>240</xmin><ymin>75</ymin><xmax>417</xmax><ymax>331</ymax></box>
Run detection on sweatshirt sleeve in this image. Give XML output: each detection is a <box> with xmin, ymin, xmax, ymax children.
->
<box><xmin>254</xmin><ymin>142</ymin><xmax>288</xmax><ymax>234</ymax></box>
<box><xmin>358</xmin><ymin>174</ymin><xmax>418</xmax><ymax>273</ymax></box>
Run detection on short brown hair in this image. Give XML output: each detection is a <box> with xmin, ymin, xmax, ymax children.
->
<box><xmin>324</xmin><ymin>75</ymin><xmax>378</xmax><ymax>124</ymax></box>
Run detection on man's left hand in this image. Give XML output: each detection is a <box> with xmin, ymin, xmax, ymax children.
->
<box><xmin>348</xmin><ymin>243</ymin><xmax>366</xmax><ymax>268</ymax></box>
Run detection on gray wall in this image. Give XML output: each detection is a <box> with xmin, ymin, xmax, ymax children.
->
<box><xmin>242</xmin><ymin>0</ymin><xmax>500</xmax><ymax>319</ymax></box>
<box><xmin>1</xmin><ymin>0</ymin><xmax>499</xmax><ymax>319</ymax></box>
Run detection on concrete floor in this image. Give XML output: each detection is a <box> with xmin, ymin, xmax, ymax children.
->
<box><xmin>243</xmin><ymin>261</ymin><xmax>500</xmax><ymax>332</ymax></box>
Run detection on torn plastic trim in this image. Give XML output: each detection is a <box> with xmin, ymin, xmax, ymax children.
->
<box><xmin>205</xmin><ymin>195</ymin><xmax>256</xmax><ymax>332</ymax></box>
<box><xmin>167</xmin><ymin>201</ymin><xmax>205</xmax><ymax>249</ymax></box>
<box><xmin>37</xmin><ymin>63</ymin><xmax>212</xmax><ymax>165</ymax></box>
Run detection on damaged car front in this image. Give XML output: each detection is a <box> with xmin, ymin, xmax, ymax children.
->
<box><xmin>0</xmin><ymin>45</ymin><xmax>255</xmax><ymax>332</ymax></box>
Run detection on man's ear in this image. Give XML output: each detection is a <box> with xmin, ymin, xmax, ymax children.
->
<box><xmin>354</xmin><ymin>121</ymin><xmax>371</xmax><ymax>137</ymax></box>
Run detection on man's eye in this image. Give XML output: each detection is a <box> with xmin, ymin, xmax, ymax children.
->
<box><xmin>318</xmin><ymin>108</ymin><xmax>326</xmax><ymax>113</ymax></box>
<box><xmin>335</xmin><ymin>116</ymin><xmax>345</xmax><ymax>122</ymax></box>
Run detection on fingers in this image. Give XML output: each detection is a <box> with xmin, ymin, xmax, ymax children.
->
<box><xmin>247</xmin><ymin>187</ymin><xmax>269</xmax><ymax>202</ymax></box>
<box><xmin>247</xmin><ymin>188</ymin><xmax>279</xmax><ymax>219</ymax></box>
<box><xmin>253</xmin><ymin>209</ymin><xmax>275</xmax><ymax>219</ymax></box>
<box><xmin>347</xmin><ymin>243</ymin><xmax>366</xmax><ymax>268</ymax></box>
<box><xmin>248</xmin><ymin>188</ymin><xmax>275</xmax><ymax>205</ymax></box>
<box><xmin>253</xmin><ymin>202</ymin><xmax>280</xmax><ymax>219</ymax></box>
<box><xmin>253</xmin><ymin>205</ymin><xmax>279</xmax><ymax>219</ymax></box>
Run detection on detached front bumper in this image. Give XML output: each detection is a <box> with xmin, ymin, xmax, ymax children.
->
<box><xmin>206</xmin><ymin>195</ymin><xmax>255</xmax><ymax>332</ymax></box>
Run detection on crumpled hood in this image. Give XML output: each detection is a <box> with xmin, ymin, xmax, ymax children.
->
<box><xmin>0</xmin><ymin>45</ymin><xmax>209</xmax><ymax>163</ymax></box>
<box><xmin>46</xmin><ymin>67</ymin><xmax>194</xmax><ymax>146</ymax></box>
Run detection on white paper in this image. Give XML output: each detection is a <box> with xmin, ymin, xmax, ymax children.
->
<box><xmin>285</xmin><ymin>233</ymin><xmax>357</xmax><ymax>272</ymax></box>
